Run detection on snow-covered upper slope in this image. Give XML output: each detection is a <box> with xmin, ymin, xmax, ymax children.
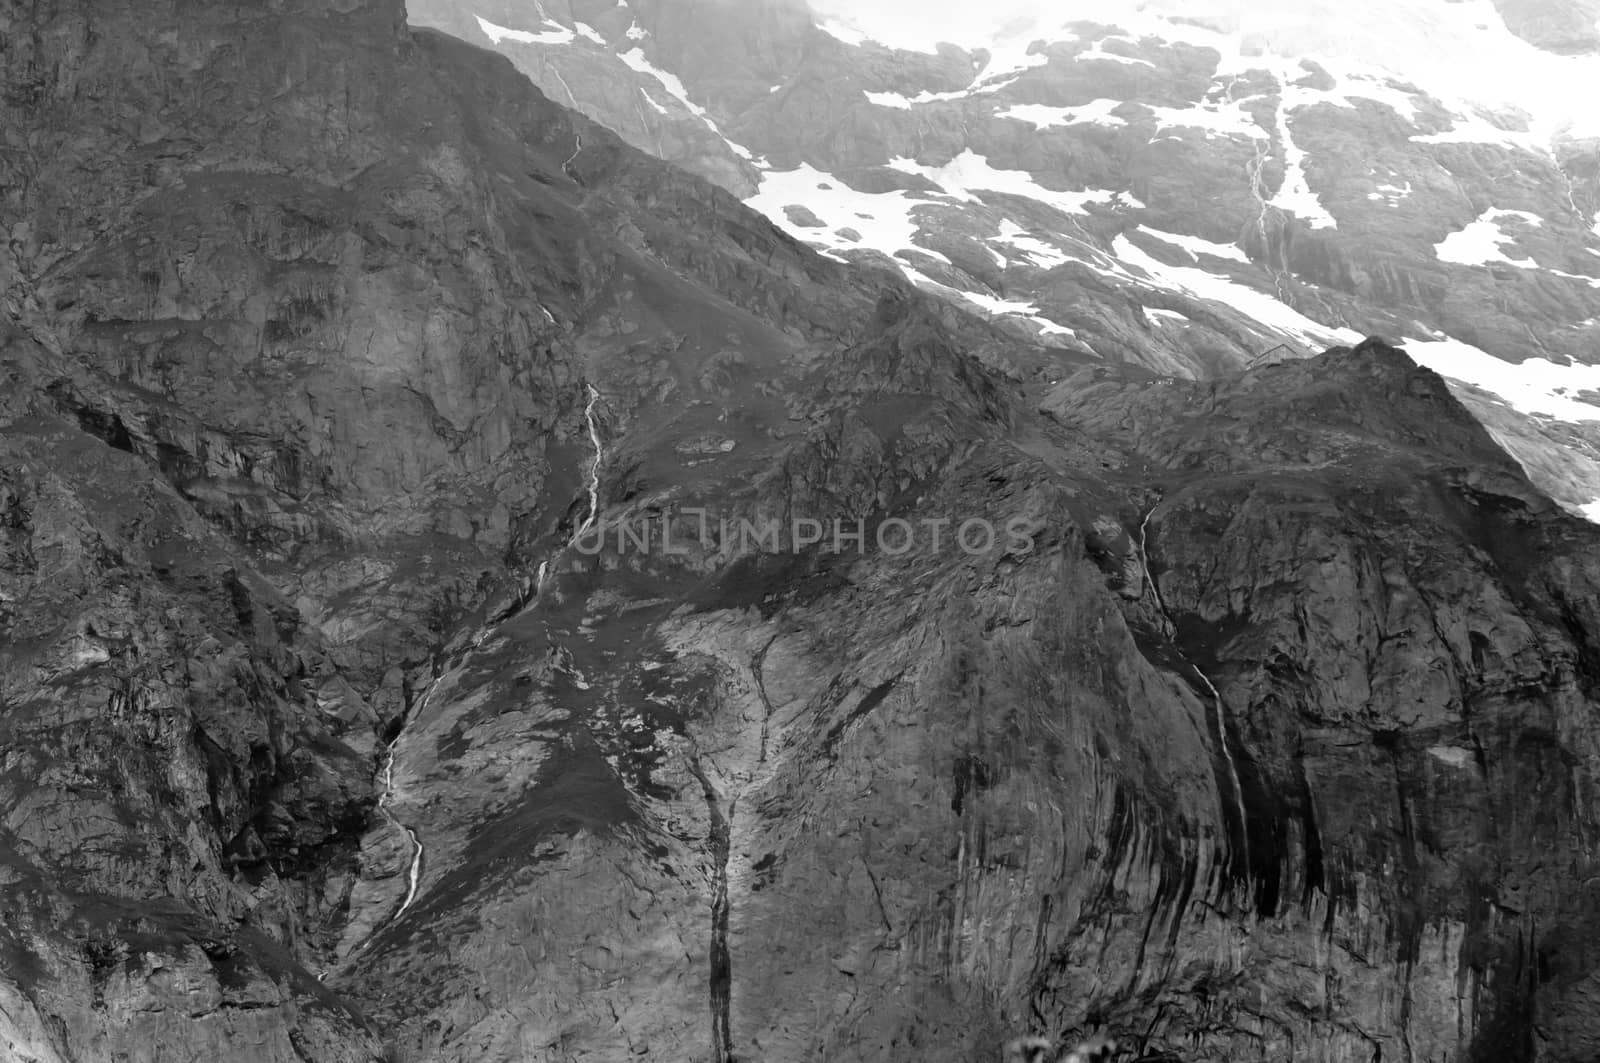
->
<box><xmin>419</xmin><ymin>0</ymin><xmax>1600</xmax><ymax>518</ymax></box>
<box><xmin>795</xmin><ymin>3</ymin><xmax>1600</xmax><ymax>514</ymax></box>
<box><xmin>811</xmin><ymin>0</ymin><xmax>1600</xmax><ymax>139</ymax></box>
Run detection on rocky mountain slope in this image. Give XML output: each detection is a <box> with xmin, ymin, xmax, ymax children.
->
<box><xmin>4</xmin><ymin>0</ymin><xmax>1600</xmax><ymax>1061</ymax></box>
<box><xmin>407</xmin><ymin>0</ymin><xmax>1600</xmax><ymax>518</ymax></box>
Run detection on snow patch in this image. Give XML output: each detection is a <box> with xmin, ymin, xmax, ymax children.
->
<box><xmin>1547</xmin><ymin>267</ymin><xmax>1600</xmax><ymax>289</ymax></box>
<box><xmin>888</xmin><ymin>150</ymin><xmax>1118</xmax><ymax>216</ymax></box>
<box><xmin>620</xmin><ymin>49</ymin><xmax>706</xmax><ymax>119</ymax></box>
<box><xmin>1140</xmin><ymin>100</ymin><xmax>1267</xmax><ymax>139</ymax></box>
<box><xmin>1077</xmin><ymin>38</ymin><xmax>1155</xmax><ymax>67</ymax></box>
<box><xmin>746</xmin><ymin>164</ymin><xmax>949</xmax><ymax>266</ymax></box>
<box><xmin>993</xmin><ymin>219</ymin><xmax>1071</xmax><ymax>268</ymax></box>
<box><xmin>1113</xmin><ymin>233</ymin><xmax>1360</xmax><ymax>348</ymax></box>
<box><xmin>1400</xmin><ymin>336</ymin><xmax>1600</xmax><ymax>423</ymax></box>
<box><xmin>1270</xmin><ymin>84</ymin><xmax>1337</xmax><ymax>228</ymax></box>
<box><xmin>860</xmin><ymin>74</ymin><xmax>1027</xmax><ymax>107</ymax></box>
<box><xmin>474</xmin><ymin>14</ymin><xmax>574</xmax><ymax>46</ymax></box>
<box><xmin>619</xmin><ymin>47</ymin><xmax>754</xmax><ymax>159</ymax></box>
<box><xmin>1138</xmin><ymin>226</ymin><xmax>1250</xmax><ymax>263</ymax></box>
<box><xmin>903</xmin><ymin>267</ymin><xmax>1076</xmax><ymax>336</ymax></box>
<box><xmin>998</xmin><ymin>100</ymin><xmax>1128</xmax><ymax>128</ymax></box>
<box><xmin>1435</xmin><ymin>208</ymin><xmax>1542</xmax><ymax>267</ymax></box>
<box><xmin>865</xmin><ymin>90</ymin><xmax>912</xmax><ymax>109</ymax></box>
<box><xmin>1366</xmin><ymin>179</ymin><xmax>1413</xmax><ymax>205</ymax></box>
<box><xmin>971</xmin><ymin>36</ymin><xmax>1053</xmax><ymax>86</ymax></box>
<box><xmin>817</xmin><ymin>19</ymin><xmax>871</xmax><ymax>47</ymax></box>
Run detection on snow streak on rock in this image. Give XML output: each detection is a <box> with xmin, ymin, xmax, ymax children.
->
<box><xmin>998</xmin><ymin>100</ymin><xmax>1128</xmax><ymax>129</ymax></box>
<box><xmin>619</xmin><ymin>46</ymin><xmax>754</xmax><ymax>159</ymax></box>
<box><xmin>474</xmin><ymin>13</ymin><xmax>573</xmax><ymax>46</ymax></box>
<box><xmin>1114</xmin><ymin>234</ymin><xmax>1360</xmax><ymax>351</ymax></box>
<box><xmin>888</xmin><ymin>151</ymin><xmax>1121</xmax><ymax>215</ymax></box>
<box><xmin>1270</xmin><ymin>82</ymin><xmax>1338</xmax><ymax>228</ymax></box>
<box><xmin>745</xmin><ymin>164</ymin><xmax>945</xmax><ymax>264</ymax></box>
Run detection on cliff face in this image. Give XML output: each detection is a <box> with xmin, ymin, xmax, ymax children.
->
<box><xmin>4</xmin><ymin>0</ymin><xmax>1600</xmax><ymax>1061</ymax></box>
<box><xmin>0</xmin><ymin>0</ymin><xmax>854</xmax><ymax>1056</ymax></box>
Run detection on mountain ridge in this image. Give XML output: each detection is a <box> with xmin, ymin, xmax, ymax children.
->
<box><xmin>410</xmin><ymin>0</ymin><xmax>1600</xmax><ymax>521</ymax></box>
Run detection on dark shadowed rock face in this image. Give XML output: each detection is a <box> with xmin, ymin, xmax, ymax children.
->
<box><xmin>4</xmin><ymin>1</ymin><xmax>1600</xmax><ymax>1061</ymax></box>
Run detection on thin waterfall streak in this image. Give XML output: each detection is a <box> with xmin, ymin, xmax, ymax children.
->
<box><xmin>532</xmin><ymin>385</ymin><xmax>601</xmax><ymax>595</ymax></box>
<box><xmin>1138</xmin><ymin>507</ymin><xmax>1251</xmax><ymax>878</ymax></box>
<box><xmin>576</xmin><ymin>383</ymin><xmax>603</xmax><ymax>544</ymax></box>
<box><xmin>365</xmin><ymin>682</ymin><xmax>434</xmax><ymax>946</ymax></box>
<box><xmin>551</xmin><ymin>66</ymin><xmax>578</xmax><ymax>109</ymax></box>
<box><xmin>563</xmin><ymin>130</ymin><xmax>584</xmax><ymax>177</ymax></box>
<box><xmin>367</xmin><ymin>384</ymin><xmax>606</xmax><ymax>947</ymax></box>
<box><xmin>355</xmin><ymin>392</ymin><xmax>610</xmax><ymax>948</ymax></box>
<box><xmin>395</xmin><ymin>823</ymin><xmax>423</xmax><ymax>917</ymax></box>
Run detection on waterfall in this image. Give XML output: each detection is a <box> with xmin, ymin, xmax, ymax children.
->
<box><xmin>534</xmin><ymin>381</ymin><xmax>604</xmax><ymax>591</ymax></box>
<box><xmin>562</xmin><ymin>130</ymin><xmax>584</xmax><ymax>179</ymax></box>
<box><xmin>577</xmin><ymin>383</ymin><xmax>603</xmax><ymax>542</ymax></box>
<box><xmin>1137</xmin><ymin>507</ymin><xmax>1251</xmax><ymax>877</ymax></box>
<box><xmin>378</xmin><ymin>737</ymin><xmax>424</xmax><ymax>921</ymax></box>
<box><xmin>359</xmin><ymin>384</ymin><xmax>604</xmax><ymax>948</ymax></box>
<box><xmin>363</xmin><ymin>681</ymin><xmax>434</xmax><ymax>946</ymax></box>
